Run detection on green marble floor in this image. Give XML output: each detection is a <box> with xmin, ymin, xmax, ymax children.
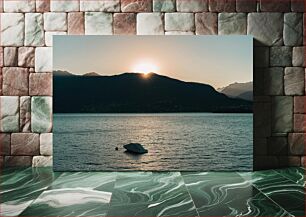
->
<box><xmin>0</xmin><ymin>167</ymin><xmax>305</xmax><ymax>216</ymax></box>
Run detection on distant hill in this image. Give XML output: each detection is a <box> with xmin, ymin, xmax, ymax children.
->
<box><xmin>53</xmin><ymin>70</ymin><xmax>75</xmax><ymax>77</ymax></box>
<box><xmin>53</xmin><ymin>70</ymin><xmax>101</xmax><ymax>77</ymax></box>
<box><xmin>218</xmin><ymin>82</ymin><xmax>253</xmax><ymax>101</ymax></box>
<box><xmin>237</xmin><ymin>91</ymin><xmax>253</xmax><ymax>101</ymax></box>
<box><xmin>54</xmin><ymin>72</ymin><xmax>252</xmax><ymax>113</ymax></box>
<box><xmin>83</xmin><ymin>72</ymin><xmax>101</xmax><ymax>76</ymax></box>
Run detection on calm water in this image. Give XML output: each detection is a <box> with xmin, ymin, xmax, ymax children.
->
<box><xmin>53</xmin><ymin>113</ymin><xmax>253</xmax><ymax>171</ymax></box>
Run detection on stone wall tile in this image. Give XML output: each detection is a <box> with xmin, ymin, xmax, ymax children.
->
<box><xmin>4</xmin><ymin>47</ymin><xmax>18</xmax><ymax>66</ymax></box>
<box><xmin>253</xmin><ymin>67</ymin><xmax>265</xmax><ymax>96</ymax></box>
<box><xmin>11</xmin><ymin>133</ymin><xmax>39</xmax><ymax>155</ymax></box>
<box><xmin>260</xmin><ymin>0</ymin><xmax>290</xmax><ymax>12</ymax></box>
<box><xmin>29</xmin><ymin>73</ymin><xmax>52</xmax><ymax>96</ymax></box>
<box><xmin>3</xmin><ymin>0</ymin><xmax>35</xmax><ymax>12</ymax></box>
<box><xmin>254</xmin><ymin>101</ymin><xmax>271</xmax><ymax>137</ymax></box>
<box><xmin>302</xmin><ymin>156</ymin><xmax>306</xmax><ymax>167</ymax></box>
<box><xmin>40</xmin><ymin>133</ymin><xmax>52</xmax><ymax>155</ymax></box>
<box><xmin>44</xmin><ymin>12</ymin><xmax>67</xmax><ymax>31</ymax></box>
<box><xmin>292</xmin><ymin>46</ymin><xmax>305</xmax><ymax>67</ymax></box>
<box><xmin>279</xmin><ymin>156</ymin><xmax>301</xmax><ymax>167</ymax></box>
<box><xmin>0</xmin><ymin>13</ymin><xmax>25</xmax><ymax>46</ymax></box>
<box><xmin>284</xmin><ymin>13</ymin><xmax>303</xmax><ymax>46</ymax></box>
<box><xmin>35</xmin><ymin>47</ymin><xmax>52</xmax><ymax>72</ymax></box>
<box><xmin>247</xmin><ymin>13</ymin><xmax>283</xmax><ymax>46</ymax></box>
<box><xmin>36</xmin><ymin>0</ymin><xmax>50</xmax><ymax>12</ymax></box>
<box><xmin>80</xmin><ymin>0</ymin><xmax>120</xmax><ymax>12</ymax></box>
<box><xmin>268</xmin><ymin>136</ymin><xmax>288</xmax><ymax>155</ymax></box>
<box><xmin>0</xmin><ymin>133</ymin><xmax>11</xmax><ymax>155</ymax></box>
<box><xmin>218</xmin><ymin>13</ymin><xmax>247</xmax><ymax>35</ymax></box>
<box><xmin>45</xmin><ymin>32</ymin><xmax>67</xmax><ymax>46</ymax></box>
<box><xmin>4</xmin><ymin>156</ymin><xmax>32</xmax><ymax>167</ymax></box>
<box><xmin>0</xmin><ymin>0</ymin><xmax>3</xmax><ymax>12</ymax></box>
<box><xmin>18</xmin><ymin>47</ymin><xmax>35</xmax><ymax>67</ymax></box>
<box><xmin>291</xmin><ymin>0</ymin><xmax>305</xmax><ymax>12</ymax></box>
<box><xmin>165</xmin><ymin>13</ymin><xmax>195</xmax><ymax>31</ymax></box>
<box><xmin>165</xmin><ymin>31</ymin><xmax>195</xmax><ymax>35</ymax></box>
<box><xmin>0</xmin><ymin>69</ymin><xmax>2</xmax><ymax>95</ymax></box>
<box><xmin>304</xmin><ymin>13</ymin><xmax>306</xmax><ymax>46</ymax></box>
<box><xmin>304</xmin><ymin>68</ymin><xmax>306</xmax><ymax>95</ymax></box>
<box><xmin>294</xmin><ymin>114</ymin><xmax>306</xmax><ymax>132</ymax></box>
<box><xmin>20</xmin><ymin>96</ymin><xmax>31</xmax><ymax>132</ymax></box>
<box><xmin>32</xmin><ymin>156</ymin><xmax>53</xmax><ymax>167</ymax></box>
<box><xmin>121</xmin><ymin>0</ymin><xmax>152</xmax><ymax>12</ymax></box>
<box><xmin>254</xmin><ymin>47</ymin><xmax>269</xmax><ymax>67</ymax></box>
<box><xmin>153</xmin><ymin>0</ymin><xmax>175</xmax><ymax>12</ymax></box>
<box><xmin>25</xmin><ymin>13</ymin><xmax>44</xmax><ymax>46</ymax></box>
<box><xmin>0</xmin><ymin>96</ymin><xmax>19</xmax><ymax>132</ymax></box>
<box><xmin>31</xmin><ymin>96</ymin><xmax>52</xmax><ymax>133</ymax></box>
<box><xmin>272</xmin><ymin>96</ymin><xmax>293</xmax><ymax>133</ymax></box>
<box><xmin>114</xmin><ymin>13</ymin><xmax>136</xmax><ymax>35</ymax></box>
<box><xmin>2</xmin><ymin>67</ymin><xmax>29</xmax><ymax>96</ymax></box>
<box><xmin>0</xmin><ymin>47</ymin><xmax>3</xmax><ymax>67</ymax></box>
<box><xmin>270</xmin><ymin>46</ymin><xmax>292</xmax><ymax>67</ymax></box>
<box><xmin>137</xmin><ymin>13</ymin><xmax>164</xmax><ymax>35</ymax></box>
<box><xmin>272</xmin><ymin>133</ymin><xmax>288</xmax><ymax>137</ymax></box>
<box><xmin>294</xmin><ymin>96</ymin><xmax>305</xmax><ymax>113</ymax></box>
<box><xmin>264</xmin><ymin>67</ymin><xmax>284</xmax><ymax>95</ymax></box>
<box><xmin>254</xmin><ymin>137</ymin><xmax>267</xmax><ymax>156</ymax></box>
<box><xmin>0</xmin><ymin>157</ymin><xmax>3</xmax><ymax>168</ymax></box>
<box><xmin>288</xmin><ymin>133</ymin><xmax>305</xmax><ymax>155</ymax></box>
<box><xmin>177</xmin><ymin>0</ymin><xmax>207</xmax><ymax>12</ymax></box>
<box><xmin>68</xmin><ymin>12</ymin><xmax>85</xmax><ymax>35</ymax></box>
<box><xmin>50</xmin><ymin>0</ymin><xmax>80</xmax><ymax>12</ymax></box>
<box><xmin>85</xmin><ymin>12</ymin><xmax>113</xmax><ymax>35</ymax></box>
<box><xmin>209</xmin><ymin>0</ymin><xmax>235</xmax><ymax>12</ymax></box>
<box><xmin>195</xmin><ymin>12</ymin><xmax>217</xmax><ymax>35</ymax></box>
<box><xmin>254</xmin><ymin>156</ymin><xmax>279</xmax><ymax>170</ymax></box>
<box><xmin>284</xmin><ymin>67</ymin><xmax>305</xmax><ymax>95</ymax></box>
<box><xmin>236</xmin><ymin>0</ymin><xmax>256</xmax><ymax>12</ymax></box>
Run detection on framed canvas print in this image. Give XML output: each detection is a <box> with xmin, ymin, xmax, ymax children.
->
<box><xmin>53</xmin><ymin>36</ymin><xmax>253</xmax><ymax>171</ymax></box>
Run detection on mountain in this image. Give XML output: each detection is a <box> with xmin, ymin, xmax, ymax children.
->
<box><xmin>54</xmin><ymin>72</ymin><xmax>252</xmax><ymax>113</ymax></box>
<box><xmin>237</xmin><ymin>91</ymin><xmax>253</xmax><ymax>101</ymax></box>
<box><xmin>83</xmin><ymin>72</ymin><xmax>101</xmax><ymax>76</ymax></box>
<box><xmin>53</xmin><ymin>70</ymin><xmax>76</xmax><ymax>77</ymax></box>
<box><xmin>53</xmin><ymin>70</ymin><xmax>101</xmax><ymax>77</ymax></box>
<box><xmin>218</xmin><ymin>82</ymin><xmax>253</xmax><ymax>101</ymax></box>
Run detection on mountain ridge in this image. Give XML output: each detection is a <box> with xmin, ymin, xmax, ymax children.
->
<box><xmin>218</xmin><ymin>81</ymin><xmax>253</xmax><ymax>101</ymax></box>
<box><xmin>53</xmin><ymin>71</ymin><xmax>252</xmax><ymax>113</ymax></box>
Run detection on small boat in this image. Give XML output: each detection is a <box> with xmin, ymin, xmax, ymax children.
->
<box><xmin>123</xmin><ymin>143</ymin><xmax>148</xmax><ymax>154</ymax></box>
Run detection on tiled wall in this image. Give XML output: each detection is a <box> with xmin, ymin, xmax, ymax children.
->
<box><xmin>0</xmin><ymin>0</ymin><xmax>305</xmax><ymax>169</ymax></box>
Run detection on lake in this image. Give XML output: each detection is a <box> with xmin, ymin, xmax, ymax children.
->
<box><xmin>53</xmin><ymin>113</ymin><xmax>253</xmax><ymax>171</ymax></box>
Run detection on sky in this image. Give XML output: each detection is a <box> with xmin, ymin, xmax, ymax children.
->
<box><xmin>53</xmin><ymin>35</ymin><xmax>253</xmax><ymax>88</ymax></box>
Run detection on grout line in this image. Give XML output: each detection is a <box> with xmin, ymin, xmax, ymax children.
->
<box><xmin>273</xmin><ymin>168</ymin><xmax>305</xmax><ymax>188</ymax></box>
<box><xmin>104</xmin><ymin>173</ymin><xmax>117</xmax><ymax>217</ymax></box>
<box><xmin>180</xmin><ymin>172</ymin><xmax>200</xmax><ymax>217</ymax></box>
<box><xmin>108</xmin><ymin>172</ymin><xmax>201</xmax><ymax>216</ymax></box>
<box><xmin>236</xmin><ymin>172</ymin><xmax>295</xmax><ymax>217</ymax></box>
<box><xmin>251</xmin><ymin>184</ymin><xmax>294</xmax><ymax>217</ymax></box>
<box><xmin>16</xmin><ymin>169</ymin><xmax>63</xmax><ymax>216</ymax></box>
<box><xmin>107</xmin><ymin>171</ymin><xmax>119</xmax><ymax>207</ymax></box>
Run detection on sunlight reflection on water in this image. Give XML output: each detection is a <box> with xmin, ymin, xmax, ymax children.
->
<box><xmin>54</xmin><ymin>113</ymin><xmax>253</xmax><ymax>171</ymax></box>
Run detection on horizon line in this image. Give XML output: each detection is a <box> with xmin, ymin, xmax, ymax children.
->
<box><xmin>53</xmin><ymin>69</ymin><xmax>253</xmax><ymax>88</ymax></box>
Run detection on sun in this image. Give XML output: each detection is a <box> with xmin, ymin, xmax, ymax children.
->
<box><xmin>132</xmin><ymin>61</ymin><xmax>158</xmax><ymax>75</ymax></box>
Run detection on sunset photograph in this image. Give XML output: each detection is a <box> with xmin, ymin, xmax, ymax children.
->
<box><xmin>53</xmin><ymin>36</ymin><xmax>253</xmax><ymax>171</ymax></box>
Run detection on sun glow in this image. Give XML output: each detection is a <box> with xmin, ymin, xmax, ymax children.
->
<box><xmin>132</xmin><ymin>61</ymin><xmax>159</xmax><ymax>74</ymax></box>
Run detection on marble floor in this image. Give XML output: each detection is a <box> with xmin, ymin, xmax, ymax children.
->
<box><xmin>0</xmin><ymin>167</ymin><xmax>305</xmax><ymax>217</ymax></box>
